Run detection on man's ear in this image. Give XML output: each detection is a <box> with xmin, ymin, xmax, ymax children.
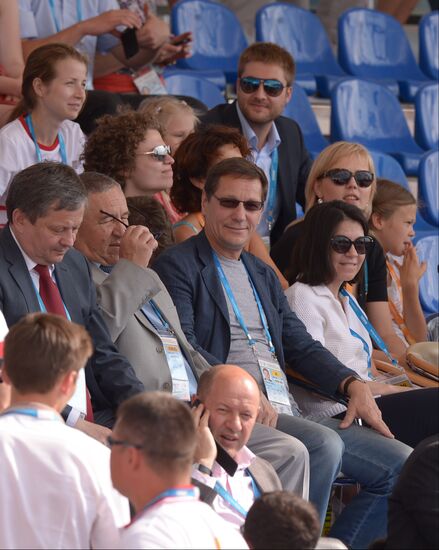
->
<box><xmin>201</xmin><ymin>190</ymin><xmax>209</xmax><ymax>216</ymax></box>
<box><xmin>285</xmin><ymin>84</ymin><xmax>293</xmax><ymax>105</ymax></box>
<box><xmin>59</xmin><ymin>370</ymin><xmax>79</xmax><ymax>399</ymax></box>
<box><xmin>11</xmin><ymin>209</ymin><xmax>29</xmax><ymax>231</ymax></box>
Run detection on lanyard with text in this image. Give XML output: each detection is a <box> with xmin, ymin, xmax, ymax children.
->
<box><xmin>149</xmin><ymin>299</ymin><xmax>173</xmax><ymax>334</ymax></box>
<box><xmin>130</xmin><ymin>487</ymin><xmax>198</xmax><ymax>525</ymax></box>
<box><xmin>25</xmin><ymin>114</ymin><xmax>67</xmax><ymax>165</ymax></box>
<box><xmin>48</xmin><ymin>0</ymin><xmax>83</xmax><ymax>33</ymax></box>
<box><xmin>1</xmin><ymin>407</ymin><xmax>61</xmax><ymax>421</ymax></box>
<box><xmin>266</xmin><ymin>148</ymin><xmax>279</xmax><ymax>232</ymax></box>
<box><xmin>214</xmin><ymin>471</ymin><xmax>261</xmax><ymax>518</ymax></box>
<box><xmin>340</xmin><ymin>287</ymin><xmax>398</xmax><ymax>366</ymax></box>
<box><xmin>386</xmin><ymin>259</ymin><xmax>416</xmax><ymax>345</ymax></box>
<box><xmin>213</xmin><ymin>252</ymin><xmax>276</xmax><ymax>356</ymax></box>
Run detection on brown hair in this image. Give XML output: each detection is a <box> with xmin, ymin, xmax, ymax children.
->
<box><xmin>82</xmin><ymin>111</ymin><xmax>163</xmax><ymax>189</ymax></box>
<box><xmin>171</xmin><ymin>125</ymin><xmax>251</xmax><ymax>213</ymax></box>
<box><xmin>116</xmin><ymin>392</ymin><xmax>196</xmax><ymax>476</ymax></box>
<box><xmin>238</xmin><ymin>42</ymin><xmax>296</xmax><ymax>85</ymax></box>
<box><xmin>4</xmin><ymin>313</ymin><xmax>92</xmax><ymax>394</ymax></box>
<box><xmin>370</xmin><ymin>179</ymin><xmax>416</xmax><ymax>229</ymax></box>
<box><xmin>9</xmin><ymin>43</ymin><xmax>88</xmax><ymax>121</ymax></box>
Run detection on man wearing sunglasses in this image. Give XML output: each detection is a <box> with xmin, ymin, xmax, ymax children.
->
<box><xmin>202</xmin><ymin>42</ymin><xmax>312</xmax><ymax>247</ymax></box>
<box><xmin>154</xmin><ymin>157</ymin><xmax>412</xmax><ymax>549</ymax></box>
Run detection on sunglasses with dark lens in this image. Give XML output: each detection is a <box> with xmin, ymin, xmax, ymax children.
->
<box><xmin>330</xmin><ymin>235</ymin><xmax>374</xmax><ymax>255</ymax></box>
<box><xmin>318</xmin><ymin>169</ymin><xmax>374</xmax><ymax>188</ymax></box>
<box><xmin>213</xmin><ymin>195</ymin><xmax>264</xmax><ymax>212</ymax></box>
<box><xmin>239</xmin><ymin>77</ymin><xmax>285</xmax><ymax>97</ymax></box>
<box><xmin>137</xmin><ymin>144</ymin><xmax>171</xmax><ymax>162</ymax></box>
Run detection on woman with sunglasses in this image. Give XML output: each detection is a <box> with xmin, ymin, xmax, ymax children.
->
<box><xmin>271</xmin><ymin>141</ymin><xmax>408</xmax><ymax>360</ymax></box>
<box><xmin>284</xmin><ymin>200</ymin><xmax>437</xmax><ymax>448</ymax></box>
<box><xmin>83</xmin><ymin>110</ymin><xmax>174</xmax><ymax>198</ymax></box>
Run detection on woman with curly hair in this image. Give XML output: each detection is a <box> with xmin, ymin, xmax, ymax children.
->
<box><xmin>172</xmin><ymin>124</ymin><xmax>288</xmax><ymax>288</ymax></box>
<box><xmin>82</xmin><ymin>109</ymin><xmax>174</xmax><ymax>198</ymax></box>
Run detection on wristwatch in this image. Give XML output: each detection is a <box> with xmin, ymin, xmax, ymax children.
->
<box><xmin>342</xmin><ymin>375</ymin><xmax>366</xmax><ymax>396</ymax></box>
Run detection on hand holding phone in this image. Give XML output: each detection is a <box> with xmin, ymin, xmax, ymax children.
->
<box><xmin>121</xmin><ymin>27</ymin><xmax>139</xmax><ymax>59</ymax></box>
<box><xmin>191</xmin><ymin>399</ymin><xmax>217</xmax><ymax>470</ymax></box>
<box><xmin>171</xmin><ymin>32</ymin><xmax>192</xmax><ymax>46</ymax></box>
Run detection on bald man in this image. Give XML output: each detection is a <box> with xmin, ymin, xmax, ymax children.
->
<box><xmin>191</xmin><ymin>365</ymin><xmax>284</xmax><ymax>530</ymax></box>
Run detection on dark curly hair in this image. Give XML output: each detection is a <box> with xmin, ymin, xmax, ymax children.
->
<box><xmin>170</xmin><ymin>124</ymin><xmax>251</xmax><ymax>214</ymax></box>
<box><xmin>82</xmin><ymin>111</ymin><xmax>163</xmax><ymax>189</ymax></box>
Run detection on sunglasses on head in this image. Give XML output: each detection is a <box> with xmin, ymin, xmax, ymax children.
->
<box><xmin>239</xmin><ymin>77</ymin><xmax>286</xmax><ymax>97</ymax></box>
<box><xmin>213</xmin><ymin>195</ymin><xmax>264</xmax><ymax>212</ymax></box>
<box><xmin>318</xmin><ymin>169</ymin><xmax>374</xmax><ymax>188</ymax></box>
<box><xmin>137</xmin><ymin>144</ymin><xmax>171</xmax><ymax>162</ymax></box>
<box><xmin>330</xmin><ymin>235</ymin><xmax>374</xmax><ymax>255</ymax></box>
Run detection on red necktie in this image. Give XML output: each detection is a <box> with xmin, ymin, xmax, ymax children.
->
<box><xmin>34</xmin><ymin>265</ymin><xmax>94</xmax><ymax>422</ymax></box>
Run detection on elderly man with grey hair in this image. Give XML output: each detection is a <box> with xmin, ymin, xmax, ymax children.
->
<box><xmin>0</xmin><ymin>161</ymin><xmax>144</xmax><ymax>441</ymax></box>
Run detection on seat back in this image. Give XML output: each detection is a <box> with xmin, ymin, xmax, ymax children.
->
<box><xmin>255</xmin><ymin>3</ymin><xmax>344</xmax><ymax>77</ymax></box>
<box><xmin>419</xmin><ymin>11</ymin><xmax>439</xmax><ymax>80</ymax></box>
<box><xmin>415</xmin><ymin>234</ymin><xmax>439</xmax><ymax>315</ymax></box>
<box><xmin>415</xmin><ymin>83</ymin><xmax>439</xmax><ymax>151</ymax></box>
<box><xmin>418</xmin><ymin>150</ymin><xmax>439</xmax><ymax>227</ymax></box>
<box><xmin>338</xmin><ymin>8</ymin><xmax>426</xmax><ymax>80</ymax></box>
<box><xmin>331</xmin><ymin>79</ymin><xmax>417</xmax><ymax>153</ymax></box>
<box><xmin>370</xmin><ymin>150</ymin><xmax>409</xmax><ymax>189</ymax></box>
<box><xmin>171</xmin><ymin>0</ymin><xmax>247</xmax><ymax>82</ymax></box>
<box><xmin>163</xmin><ymin>74</ymin><xmax>225</xmax><ymax>110</ymax></box>
<box><xmin>282</xmin><ymin>83</ymin><xmax>329</xmax><ymax>155</ymax></box>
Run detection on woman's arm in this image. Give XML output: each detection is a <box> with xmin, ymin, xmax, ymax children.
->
<box><xmin>0</xmin><ymin>0</ymin><xmax>24</xmax><ymax>100</ymax></box>
<box><xmin>248</xmin><ymin>233</ymin><xmax>289</xmax><ymax>289</ymax></box>
<box><xmin>366</xmin><ymin>300</ymin><xmax>408</xmax><ymax>357</ymax></box>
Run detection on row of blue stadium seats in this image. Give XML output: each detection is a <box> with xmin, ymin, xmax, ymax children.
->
<box><xmin>169</xmin><ymin>0</ymin><xmax>438</xmax><ymax>102</ymax></box>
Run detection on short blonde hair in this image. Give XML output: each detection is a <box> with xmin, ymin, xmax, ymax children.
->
<box><xmin>138</xmin><ymin>96</ymin><xmax>198</xmax><ymax>137</ymax></box>
<box><xmin>305</xmin><ymin>142</ymin><xmax>376</xmax><ymax>217</ymax></box>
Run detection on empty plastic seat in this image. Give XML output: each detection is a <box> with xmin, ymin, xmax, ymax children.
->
<box><xmin>370</xmin><ymin>150</ymin><xmax>409</xmax><ymax>189</ymax></box>
<box><xmin>282</xmin><ymin>83</ymin><xmax>329</xmax><ymax>157</ymax></box>
<box><xmin>162</xmin><ymin>67</ymin><xmax>227</xmax><ymax>92</ymax></box>
<box><xmin>163</xmin><ymin>74</ymin><xmax>225</xmax><ymax>110</ymax></box>
<box><xmin>255</xmin><ymin>3</ymin><xmax>348</xmax><ymax>97</ymax></box>
<box><xmin>171</xmin><ymin>0</ymin><xmax>248</xmax><ymax>84</ymax></box>
<box><xmin>331</xmin><ymin>79</ymin><xmax>425</xmax><ymax>176</ymax></box>
<box><xmin>415</xmin><ymin>83</ymin><xmax>439</xmax><ymax>151</ymax></box>
<box><xmin>419</xmin><ymin>11</ymin><xmax>439</xmax><ymax>80</ymax></box>
<box><xmin>415</xmin><ymin>234</ymin><xmax>439</xmax><ymax>315</ymax></box>
<box><xmin>418</xmin><ymin>150</ymin><xmax>439</xmax><ymax>227</ymax></box>
<box><xmin>338</xmin><ymin>8</ymin><xmax>432</xmax><ymax>103</ymax></box>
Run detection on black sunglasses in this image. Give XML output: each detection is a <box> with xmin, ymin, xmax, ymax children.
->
<box><xmin>213</xmin><ymin>195</ymin><xmax>264</xmax><ymax>212</ymax></box>
<box><xmin>239</xmin><ymin>76</ymin><xmax>286</xmax><ymax>97</ymax></box>
<box><xmin>107</xmin><ymin>435</ymin><xmax>143</xmax><ymax>449</ymax></box>
<box><xmin>318</xmin><ymin>169</ymin><xmax>374</xmax><ymax>188</ymax></box>
<box><xmin>330</xmin><ymin>235</ymin><xmax>374</xmax><ymax>255</ymax></box>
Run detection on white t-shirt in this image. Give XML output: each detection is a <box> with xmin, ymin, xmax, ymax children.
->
<box><xmin>120</xmin><ymin>493</ymin><xmax>249</xmax><ymax>549</ymax></box>
<box><xmin>0</xmin><ymin>410</ymin><xmax>129</xmax><ymax>549</ymax></box>
<box><xmin>0</xmin><ymin>117</ymin><xmax>85</xmax><ymax>226</ymax></box>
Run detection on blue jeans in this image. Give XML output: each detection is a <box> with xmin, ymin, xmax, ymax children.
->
<box><xmin>276</xmin><ymin>414</ymin><xmax>412</xmax><ymax>549</ymax></box>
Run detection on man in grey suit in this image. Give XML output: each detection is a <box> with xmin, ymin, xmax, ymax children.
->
<box><xmin>74</xmin><ymin>171</ymin><xmax>310</xmax><ymax>499</ymax></box>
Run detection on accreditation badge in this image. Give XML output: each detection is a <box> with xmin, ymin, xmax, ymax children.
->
<box><xmin>258</xmin><ymin>358</ymin><xmax>293</xmax><ymax>415</ymax></box>
<box><xmin>161</xmin><ymin>336</ymin><xmax>190</xmax><ymax>401</ymax></box>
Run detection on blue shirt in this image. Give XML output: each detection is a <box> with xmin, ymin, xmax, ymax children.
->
<box><xmin>236</xmin><ymin>103</ymin><xmax>281</xmax><ymax>239</ymax></box>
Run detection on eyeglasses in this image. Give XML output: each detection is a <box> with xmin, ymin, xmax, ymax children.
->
<box><xmin>213</xmin><ymin>195</ymin><xmax>264</xmax><ymax>212</ymax></box>
<box><xmin>239</xmin><ymin>76</ymin><xmax>286</xmax><ymax>97</ymax></box>
<box><xmin>318</xmin><ymin>169</ymin><xmax>374</xmax><ymax>188</ymax></box>
<box><xmin>136</xmin><ymin>144</ymin><xmax>171</xmax><ymax>162</ymax></box>
<box><xmin>107</xmin><ymin>435</ymin><xmax>143</xmax><ymax>449</ymax></box>
<box><xmin>99</xmin><ymin>209</ymin><xmax>163</xmax><ymax>240</ymax></box>
<box><xmin>330</xmin><ymin>235</ymin><xmax>374</xmax><ymax>255</ymax></box>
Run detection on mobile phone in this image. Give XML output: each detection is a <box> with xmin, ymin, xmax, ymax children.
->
<box><xmin>191</xmin><ymin>397</ymin><xmax>202</xmax><ymax>408</ymax></box>
<box><xmin>172</xmin><ymin>32</ymin><xmax>192</xmax><ymax>46</ymax></box>
<box><xmin>121</xmin><ymin>27</ymin><xmax>139</xmax><ymax>59</ymax></box>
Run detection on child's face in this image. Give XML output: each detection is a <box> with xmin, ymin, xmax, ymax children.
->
<box><xmin>378</xmin><ymin>204</ymin><xmax>417</xmax><ymax>256</ymax></box>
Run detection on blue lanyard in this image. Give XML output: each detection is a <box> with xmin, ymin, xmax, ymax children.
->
<box><xmin>266</xmin><ymin>148</ymin><xmax>278</xmax><ymax>231</ymax></box>
<box><xmin>32</xmin><ymin>271</ymin><xmax>72</xmax><ymax>321</ymax></box>
<box><xmin>213</xmin><ymin>252</ymin><xmax>276</xmax><ymax>356</ymax></box>
<box><xmin>349</xmin><ymin>328</ymin><xmax>373</xmax><ymax>378</ymax></box>
<box><xmin>214</xmin><ymin>471</ymin><xmax>261</xmax><ymax>518</ymax></box>
<box><xmin>139</xmin><ymin>487</ymin><xmax>198</xmax><ymax>515</ymax></box>
<box><xmin>48</xmin><ymin>0</ymin><xmax>83</xmax><ymax>33</ymax></box>
<box><xmin>340</xmin><ymin>287</ymin><xmax>398</xmax><ymax>366</ymax></box>
<box><xmin>149</xmin><ymin>299</ymin><xmax>172</xmax><ymax>333</ymax></box>
<box><xmin>25</xmin><ymin>114</ymin><xmax>67</xmax><ymax>165</ymax></box>
<box><xmin>1</xmin><ymin>407</ymin><xmax>61</xmax><ymax>421</ymax></box>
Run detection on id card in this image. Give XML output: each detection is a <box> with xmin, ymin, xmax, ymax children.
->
<box><xmin>161</xmin><ymin>336</ymin><xmax>190</xmax><ymax>401</ymax></box>
<box><xmin>67</xmin><ymin>368</ymin><xmax>87</xmax><ymax>415</ymax></box>
<box><xmin>258</xmin><ymin>358</ymin><xmax>293</xmax><ymax>415</ymax></box>
<box><xmin>133</xmin><ymin>66</ymin><xmax>167</xmax><ymax>95</ymax></box>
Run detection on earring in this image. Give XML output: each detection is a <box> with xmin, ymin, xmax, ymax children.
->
<box><xmin>317</xmin><ymin>197</ymin><xmax>323</xmax><ymax>204</ymax></box>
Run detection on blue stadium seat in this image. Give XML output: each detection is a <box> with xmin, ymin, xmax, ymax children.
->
<box><xmin>330</xmin><ymin>79</ymin><xmax>425</xmax><ymax>176</ymax></box>
<box><xmin>370</xmin><ymin>150</ymin><xmax>409</xmax><ymax>189</ymax></box>
<box><xmin>419</xmin><ymin>11</ymin><xmax>439</xmax><ymax>81</ymax></box>
<box><xmin>418</xmin><ymin>150</ymin><xmax>439</xmax><ymax>228</ymax></box>
<box><xmin>170</xmin><ymin>0</ymin><xmax>248</xmax><ymax>84</ymax></box>
<box><xmin>163</xmin><ymin>73</ymin><xmax>225</xmax><ymax>110</ymax></box>
<box><xmin>255</xmin><ymin>3</ymin><xmax>348</xmax><ymax>97</ymax></box>
<box><xmin>338</xmin><ymin>8</ymin><xmax>432</xmax><ymax>103</ymax></box>
<box><xmin>162</xmin><ymin>67</ymin><xmax>227</xmax><ymax>93</ymax></box>
<box><xmin>414</xmin><ymin>234</ymin><xmax>439</xmax><ymax>315</ymax></box>
<box><xmin>282</xmin><ymin>83</ymin><xmax>329</xmax><ymax>157</ymax></box>
<box><xmin>415</xmin><ymin>83</ymin><xmax>439</xmax><ymax>151</ymax></box>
